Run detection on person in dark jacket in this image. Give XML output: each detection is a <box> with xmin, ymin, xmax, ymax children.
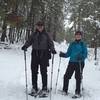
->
<box><xmin>22</xmin><ymin>21</ymin><xmax>56</xmax><ymax>95</ymax></box>
<box><xmin>59</xmin><ymin>31</ymin><xmax>87</xmax><ymax>97</ymax></box>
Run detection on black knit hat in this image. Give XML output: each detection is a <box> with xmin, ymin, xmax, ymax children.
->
<box><xmin>75</xmin><ymin>31</ymin><xmax>83</xmax><ymax>35</ymax></box>
<box><xmin>36</xmin><ymin>21</ymin><xmax>44</xmax><ymax>26</ymax></box>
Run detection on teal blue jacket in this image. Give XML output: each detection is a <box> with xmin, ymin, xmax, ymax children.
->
<box><xmin>65</xmin><ymin>40</ymin><xmax>87</xmax><ymax>62</ymax></box>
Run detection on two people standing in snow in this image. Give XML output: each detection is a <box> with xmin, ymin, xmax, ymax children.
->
<box><xmin>22</xmin><ymin>21</ymin><xmax>56</xmax><ymax>96</ymax></box>
<box><xmin>59</xmin><ymin>31</ymin><xmax>87</xmax><ymax>98</ymax></box>
<box><xmin>22</xmin><ymin>21</ymin><xmax>87</xmax><ymax>98</ymax></box>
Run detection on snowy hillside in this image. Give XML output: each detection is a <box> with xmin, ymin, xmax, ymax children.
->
<box><xmin>0</xmin><ymin>42</ymin><xmax>100</xmax><ymax>100</ymax></box>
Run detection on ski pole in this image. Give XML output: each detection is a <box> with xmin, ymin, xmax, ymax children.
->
<box><xmin>79</xmin><ymin>61</ymin><xmax>85</xmax><ymax>100</ymax></box>
<box><xmin>24</xmin><ymin>51</ymin><xmax>28</xmax><ymax>100</ymax></box>
<box><xmin>50</xmin><ymin>54</ymin><xmax>54</xmax><ymax>100</ymax></box>
<box><xmin>55</xmin><ymin>57</ymin><xmax>61</xmax><ymax>93</ymax></box>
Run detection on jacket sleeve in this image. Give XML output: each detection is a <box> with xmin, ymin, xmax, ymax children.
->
<box><xmin>65</xmin><ymin>43</ymin><xmax>72</xmax><ymax>58</ymax></box>
<box><xmin>47</xmin><ymin>33</ymin><xmax>55</xmax><ymax>51</ymax></box>
<box><xmin>24</xmin><ymin>33</ymin><xmax>34</xmax><ymax>48</ymax></box>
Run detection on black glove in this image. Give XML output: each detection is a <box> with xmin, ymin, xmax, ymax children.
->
<box><xmin>21</xmin><ymin>45</ymin><xmax>27</xmax><ymax>51</ymax></box>
<box><xmin>59</xmin><ymin>52</ymin><xmax>66</xmax><ymax>57</ymax></box>
<box><xmin>51</xmin><ymin>49</ymin><xmax>57</xmax><ymax>54</ymax></box>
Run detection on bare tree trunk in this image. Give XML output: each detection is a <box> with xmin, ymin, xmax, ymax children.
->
<box><xmin>8</xmin><ymin>27</ymin><xmax>15</xmax><ymax>44</ymax></box>
<box><xmin>25</xmin><ymin>0</ymin><xmax>35</xmax><ymax>40</ymax></box>
<box><xmin>16</xmin><ymin>28</ymin><xmax>21</xmax><ymax>42</ymax></box>
<box><xmin>1</xmin><ymin>19</ymin><xmax>7</xmax><ymax>42</ymax></box>
<box><xmin>77</xmin><ymin>7</ymin><xmax>81</xmax><ymax>31</ymax></box>
<box><xmin>53</xmin><ymin>16</ymin><xmax>57</xmax><ymax>41</ymax></box>
<box><xmin>94</xmin><ymin>28</ymin><xmax>98</xmax><ymax>60</ymax></box>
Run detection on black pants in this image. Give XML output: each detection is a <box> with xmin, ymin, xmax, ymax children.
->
<box><xmin>63</xmin><ymin>62</ymin><xmax>84</xmax><ymax>94</ymax></box>
<box><xmin>31</xmin><ymin>65</ymin><xmax>47</xmax><ymax>91</ymax></box>
<box><xmin>31</xmin><ymin>50</ymin><xmax>49</xmax><ymax>90</ymax></box>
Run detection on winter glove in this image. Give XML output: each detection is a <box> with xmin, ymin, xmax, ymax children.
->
<box><xmin>21</xmin><ymin>45</ymin><xmax>27</xmax><ymax>51</ymax></box>
<box><xmin>48</xmin><ymin>50</ymin><xmax>51</xmax><ymax>59</ymax></box>
<box><xmin>59</xmin><ymin>52</ymin><xmax>66</xmax><ymax>57</ymax></box>
<box><xmin>51</xmin><ymin>49</ymin><xmax>57</xmax><ymax>54</ymax></box>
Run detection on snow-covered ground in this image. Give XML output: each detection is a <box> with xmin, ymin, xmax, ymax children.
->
<box><xmin>0</xmin><ymin>42</ymin><xmax>100</xmax><ymax>100</ymax></box>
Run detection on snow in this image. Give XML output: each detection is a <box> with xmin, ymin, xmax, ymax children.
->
<box><xmin>84</xmin><ymin>16</ymin><xmax>100</xmax><ymax>28</ymax></box>
<box><xmin>0</xmin><ymin>42</ymin><xmax>100</xmax><ymax>100</ymax></box>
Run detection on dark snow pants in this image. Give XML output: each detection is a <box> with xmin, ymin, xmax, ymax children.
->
<box><xmin>31</xmin><ymin>65</ymin><xmax>47</xmax><ymax>91</ymax></box>
<box><xmin>63</xmin><ymin>61</ymin><xmax>84</xmax><ymax>94</ymax></box>
<box><xmin>31</xmin><ymin>50</ymin><xmax>49</xmax><ymax>91</ymax></box>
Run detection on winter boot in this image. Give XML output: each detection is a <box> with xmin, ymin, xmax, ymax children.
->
<box><xmin>61</xmin><ymin>90</ymin><xmax>68</xmax><ymax>95</ymax></box>
<box><xmin>39</xmin><ymin>88</ymin><xmax>49</xmax><ymax>97</ymax></box>
<box><xmin>29</xmin><ymin>88</ymin><xmax>38</xmax><ymax>97</ymax></box>
<box><xmin>72</xmin><ymin>93</ymin><xmax>81</xmax><ymax>98</ymax></box>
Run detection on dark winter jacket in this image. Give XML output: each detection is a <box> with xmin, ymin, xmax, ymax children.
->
<box><xmin>24</xmin><ymin>30</ymin><xmax>55</xmax><ymax>51</ymax></box>
<box><xmin>64</xmin><ymin>40</ymin><xmax>87</xmax><ymax>62</ymax></box>
<box><xmin>23</xmin><ymin>30</ymin><xmax>55</xmax><ymax>66</ymax></box>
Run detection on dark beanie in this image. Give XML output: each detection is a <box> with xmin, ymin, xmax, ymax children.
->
<box><xmin>75</xmin><ymin>31</ymin><xmax>83</xmax><ymax>35</ymax></box>
<box><xmin>36</xmin><ymin>21</ymin><xmax>44</xmax><ymax>26</ymax></box>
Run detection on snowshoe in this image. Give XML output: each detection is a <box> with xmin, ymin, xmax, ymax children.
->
<box><xmin>72</xmin><ymin>94</ymin><xmax>81</xmax><ymax>99</ymax></box>
<box><xmin>28</xmin><ymin>88</ymin><xmax>39</xmax><ymax>97</ymax></box>
<box><xmin>38</xmin><ymin>89</ymin><xmax>49</xmax><ymax>98</ymax></box>
<box><xmin>58</xmin><ymin>90</ymin><xmax>68</xmax><ymax>95</ymax></box>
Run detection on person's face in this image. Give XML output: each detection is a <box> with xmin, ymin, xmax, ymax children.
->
<box><xmin>36</xmin><ymin>25</ymin><xmax>44</xmax><ymax>32</ymax></box>
<box><xmin>75</xmin><ymin>34</ymin><xmax>82</xmax><ymax>40</ymax></box>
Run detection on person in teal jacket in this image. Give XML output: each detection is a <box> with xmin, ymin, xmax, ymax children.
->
<box><xmin>59</xmin><ymin>31</ymin><xmax>87</xmax><ymax>98</ymax></box>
